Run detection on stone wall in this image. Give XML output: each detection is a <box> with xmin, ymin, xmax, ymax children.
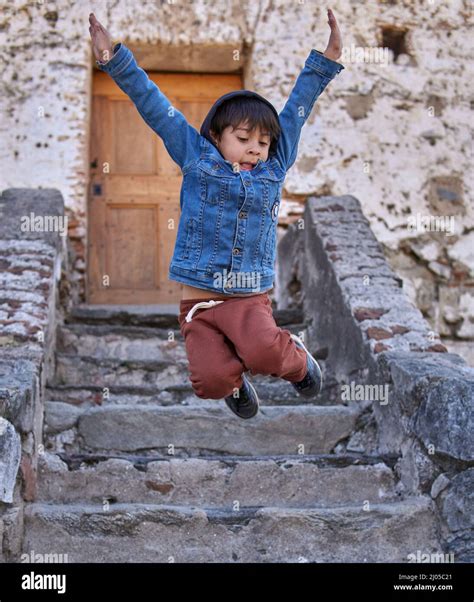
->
<box><xmin>0</xmin><ymin>0</ymin><xmax>472</xmax><ymax>349</ymax></box>
<box><xmin>0</xmin><ymin>189</ymin><xmax>67</xmax><ymax>560</ymax></box>
<box><xmin>277</xmin><ymin>194</ymin><xmax>474</xmax><ymax>561</ymax></box>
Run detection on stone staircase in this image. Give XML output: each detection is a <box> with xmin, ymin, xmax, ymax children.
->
<box><xmin>22</xmin><ymin>304</ymin><xmax>442</xmax><ymax>562</ymax></box>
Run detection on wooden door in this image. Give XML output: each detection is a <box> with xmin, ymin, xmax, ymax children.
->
<box><xmin>88</xmin><ymin>71</ymin><xmax>242</xmax><ymax>304</ymax></box>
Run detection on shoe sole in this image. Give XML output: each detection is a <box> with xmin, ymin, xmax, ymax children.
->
<box><xmin>224</xmin><ymin>376</ymin><xmax>260</xmax><ymax>419</ymax></box>
<box><xmin>290</xmin><ymin>333</ymin><xmax>323</xmax><ymax>396</ymax></box>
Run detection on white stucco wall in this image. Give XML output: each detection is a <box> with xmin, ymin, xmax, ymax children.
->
<box><xmin>1</xmin><ymin>0</ymin><xmax>472</xmax><ymax>355</ymax></box>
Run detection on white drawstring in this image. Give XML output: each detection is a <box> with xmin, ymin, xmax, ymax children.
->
<box><xmin>184</xmin><ymin>299</ymin><xmax>225</xmax><ymax>322</ymax></box>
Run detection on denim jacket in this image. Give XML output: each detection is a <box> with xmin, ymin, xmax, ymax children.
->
<box><xmin>96</xmin><ymin>44</ymin><xmax>344</xmax><ymax>294</ymax></box>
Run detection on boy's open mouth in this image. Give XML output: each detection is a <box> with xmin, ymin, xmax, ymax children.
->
<box><xmin>240</xmin><ymin>162</ymin><xmax>255</xmax><ymax>170</ymax></box>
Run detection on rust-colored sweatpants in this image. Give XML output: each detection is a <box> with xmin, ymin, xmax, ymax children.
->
<box><xmin>178</xmin><ymin>292</ymin><xmax>308</xmax><ymax>400</ymax></box>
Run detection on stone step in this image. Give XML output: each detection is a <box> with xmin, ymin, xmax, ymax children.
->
<box><xmin>52</xmin><ymin>355</ymin><xmax>331</xmax><ymax>396</ymax></box>
<box><xmin>51</xmin><ymin>354</ymin><xmax>188</xmax><ymax>388</ymax></box>
<box><xmin>44</xmin><ymin>366</ymin><xmax>334</xmax><ymax>408</ymax></box>
<box><xmin>49</xmin><ymin>361</ymin><xmax>334</xmax><ymax>405</ymax></box>
<box><xmin>45</xmin><ymin>384</ymin><xmax>196</xmax><ymax>407</ymax></box>
<box><xmin>43</xmin><ymin>403</ymin><xmax>360</xmax><ymax>457</ymax></box>
<box><xmin>56</xmin><ymin>323</ymin><xmax>187</xmax><ymax>363</ymax></box>
<box><xmin>22</xmin><ymin>496</ymin><xmax>441</xmax><ymax>562</ymax></box>
<box><xmin>56</xmin><ymin>321</ymin><xmax>311</xmax><ymax>362</ymax></box>
<box><xmin>37</xmin><ymin>451</ymin><xmax>398</xmax><ymax>507</ymax></box>
<box><xmin>66</xmin><ymin>304</ymin><xmax>306</xmax><ymax>329</ymax></box>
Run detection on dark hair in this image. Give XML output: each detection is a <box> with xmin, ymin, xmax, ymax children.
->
<box><xmin>209</xmin><ymin>96</ymin><xmax>281</xmax><ymax>156</ymax></box>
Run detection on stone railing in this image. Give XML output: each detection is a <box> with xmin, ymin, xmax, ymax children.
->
<box><xmin>0</xmin><ymin>189</ymin><xmax>67</xmax><ymax>560</ymax></box>
<box><xmin>277</xmin><ymin>195</ymin><xmax>474</xmax><ymax>562</ymax></box>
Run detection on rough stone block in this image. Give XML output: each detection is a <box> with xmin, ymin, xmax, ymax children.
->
<box><xmin>0</xmin><ymin>417</ymin><xmax>21</xmax><ymax>503</ymax></box>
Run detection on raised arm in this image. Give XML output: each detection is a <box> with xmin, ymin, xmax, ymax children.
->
<box><xmin>275</xmin><ymin>8</ymin><xmax>345</xmax><ymax>171</ymax></box>
<box><xmin>89</xmin><ymin>13</ymin><xmax>201</xmax><ymax>170</ymax></box>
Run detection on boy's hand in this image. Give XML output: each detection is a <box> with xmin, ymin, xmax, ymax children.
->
<box><xmin>89</xmin><ymin>12</ymin><xmax>114</xmax><ymax>64</ymax></box>
<box><xmin>323</xmin><ymin>8</ymin><xmax>343</xmax><ymax>62</ymax></box>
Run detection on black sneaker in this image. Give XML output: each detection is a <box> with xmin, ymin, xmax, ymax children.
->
<box><xmin>224</xmin><ymin>374</ymin><xmax>260</xmax><ymax>419</ymax></box>
<box><xmin>290</xmin><ymin>334</ymin><xmax>323</xmax><ymax>398</ymax></box>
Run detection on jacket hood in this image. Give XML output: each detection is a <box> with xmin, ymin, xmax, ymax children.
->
<box><xmin>200</xmin><ymin>90</ymin><xmax>280</xmax><ymax>156</ymax></box>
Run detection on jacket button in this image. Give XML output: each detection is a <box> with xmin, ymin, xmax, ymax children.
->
<box><xmin>239</xmin><ymin>211</ymin><xmax>247</xmax><ymax>219</ymax></box>
<box><xmin>232</xmin><ymin>248</ymin><xmax>240</xmax><ymax>255</ymax></box>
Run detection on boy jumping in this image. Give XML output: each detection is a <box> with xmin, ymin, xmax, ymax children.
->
<box><xmin>89</xmin><ymin>9</ymin><xmax>344</xmax><ymax>419</ymax></box>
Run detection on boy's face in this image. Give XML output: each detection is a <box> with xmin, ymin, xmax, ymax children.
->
<box><xmin>210</xmin><ymin>121</ymin><xmax>271</xmax><ymax>171</ymax></box>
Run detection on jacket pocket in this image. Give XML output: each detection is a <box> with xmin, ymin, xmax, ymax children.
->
<box><xmin>198</xmin><ymin>164</ymin><xmax>233</xmax><ymax>206</ymax></box>
<box><xmin>179</xmin><ymin>218</ymin><xmax>198</xmax><ymax>260</ymax></box>
<box><xmin>262</xmin><ymin>200</ymin><xmax>280</xmax><ymax>267</ymax></box>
